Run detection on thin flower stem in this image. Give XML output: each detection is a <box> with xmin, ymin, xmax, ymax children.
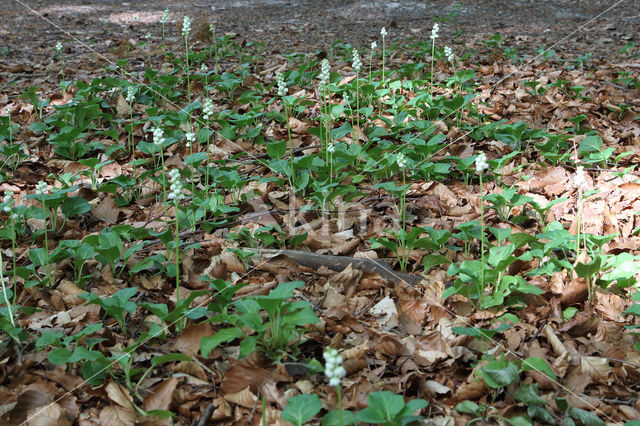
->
<box><xmin>337</xmin><ymin>385</ymin><xmax>343</xmax><ymax>426</ymax></box>
<box><xmin>401</xmin><ymin>169</ymin><xmax>407</xmax><ymax>271</ymax></box>
<box><xmin>0</xmin><ymin>251</ymin><xmax>15</xmax><ymax>328</ymax></box>
<box><xmin>479</xmin><ymin>175</ymin><xmax>485</xmax><ymax>298</ymax></box>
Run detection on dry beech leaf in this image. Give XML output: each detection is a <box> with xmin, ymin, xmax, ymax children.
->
<box><xmin>98</xmin><ymin>405</ymin><xmax>135</xmax><ymax>426</ymax></box>
<box><xmin>143</xmin><ymin>377</ymin><xmax>178</xmax><ymax>412</ymax></box>
<box><xmin>221</xmin><ymin>353</ymin><xmax>271</xmax><ymax>395</ymax></box>
<box><xmin>223</xmin><ymin>386</ymin><xmax>257</xmax><ymax>409</ymax></box>
<box><xmin>172</xmin><ymin>322</ymin><xmax>214</xmax><ymax>357</ymax></box>
<box><xmin>26</xmin><ymin>402</ymin><xmax>70</xmax><ymax>426</ymax></box>
<box><xmin>369</xmin><ymin>296</ymin><xmax>398</xmax><ymax>330</ymax></box>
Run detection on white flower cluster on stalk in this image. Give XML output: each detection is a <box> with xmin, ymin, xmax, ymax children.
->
<box><xmin>380</xmin><ymin>27</ymin><xmax>387</xmax><ymax>37</ymax></box>
<box><xmin>352</xmin><ymin>49</ymin><xmax>362</xmax><ymax>71</ymax></box>
<box><xmin>161</xmin><ymin>9</ymin><xmax>170</xmax><ymax>24</ymax></box>
<box><xmin>430</xmin><ymin>23</ymin><xmax>439</xmax><ymax>40</ymax></box>
<box><xmin>168</xmin><ymin>169</ymin><xmax>185</xmax><ymax>201</ymax></box>
<box><xmin>153</xmin><ymin>127</ymin><xmax>165</xmax><ymax>146</ymax></box>
<box><xmin>574</xmin><ymin>166</ymin><xmax>587</xmax><ymax>190</ymax></box>
<box><xmin>125</xmin><ymin>86</ymin><xmax>135</xmax><ymax>104</ymax></box>
<box><xmin>3</xmin><ymin>191</ymin><xmax>18</xmax><ymax>222</ymax></box>
<box><xmin>475</xmin><ymin>152</ymin><xmax>488</xmax><ymax>173</ymax></box>
<box><xmin>55</xmin><ymin>42</ymin><xmax>62</xmax><ymax>52</ymax></box>
<box><xmin>371</xmin><ymin>41</ymin><xmax>377</xmax><ymax>50</ymax></box>
<box><xmin>201</xmin><ymin>64</ymin><xmax>208</xmax><ymax>73</ymax></box>
<box><xmin>327</xmin><ymin>143</ymin><xmax>335</xmax><ymax>153</ymax></box>
<box><xmin>396</xmin><ymin>152</ymin><xmax>407</xmax><ymax>169</ymax></box>
<box><xmin>185</xmin><ymin>131</ymin><xmax>195</xmax><ymax>148</ymax></box>
<box><xmin>3</xmin><ymin>191</ymin><xmax>14</xmax><ymax>213</ymax></box>
<box><xmin>323</xmin><ymin>347</ymin><xmax>346</xmax><ymax>387</ymax></box>
<box><xmin>35</xmin><ymin>181</ymin><xmax>49</xmax><ymax>195</ymax></box>
<box><xmin>182</xmin><ymin>16</ymin><xmax>191</xmax><ymax>37</ymax></box>
<box><xmin>319</xmin><ymin>59</ymin><xmax>330</xmax><ymax>86</ymax></box>
<box><xmin>343</xmin><ymin>93</ymin><xmax>350</xmax><ymax>106</ymax></box>
<box><xmin>276</xmin><ymin>72</ymin><xmax>287</xmax><ymax>97</ymax></box>
<box><xmin>202</xmin><ymin>98</ymin><xmax>214</xmax><ymax>120</ymax></box>
<box><xmin>444</xmin><ymin>45</ymin><xmax>454</xmax><ymax>62</ymax></box>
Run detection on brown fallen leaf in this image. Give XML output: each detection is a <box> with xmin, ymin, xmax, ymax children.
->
<box><xmin>143</xmin><ymin>377</ymin><xmax>178</xmax><ymax>412</ymax></box>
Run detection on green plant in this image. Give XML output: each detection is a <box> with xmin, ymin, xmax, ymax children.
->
<box><xmin>200</xmin><ymin>281</ymin><xmax>319</xmax><ymax>362</ymax></box>
<box><xmin>79</xmin><ymin>287</ymin><xmax>139</xmax><ymax>336</ymax></box>
<box><xmin>282</xmin><ymin>394</ymin><xmax>322</xmax><ymax>426</ymax></box>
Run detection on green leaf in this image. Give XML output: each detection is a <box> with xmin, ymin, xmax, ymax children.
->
<box><xmin>514</xmin><ymin>383</ymin><xmax>545</xmax><ymax>405</ymax></box>
<box><xmin>455</xmin><ymin>400</ymin><xmax>481</xmax><ymax>416</ymax></box>
<box><xmin>481</xmin><ymin>360</ymin><xmax>520</xmax><ymax>388</ymax></box>
<box><xmin>48</xmin><ymin>347</ymin><xmax>72</xmax><ymax>364</ymax></box>
<box><xmin>151</xmin><ymin>353</ymin><xmax>191</xmax><ymax>366</ymax></box>
<box><xmin>321</xmin><ymin>409</ymin><xmax>359</xmax><ymax>426</ymax></box>
<box><xmin>266</xmin><ymin>139</ymin><xmax>287</xmax><ymax>160</ymax></box>
<box><xmin>200</xmin><ymin>327</ymin><xmax>244</xmax><ymax>358</ymax></box>
<box><xmin>422</xmin><ymin>254</ymin><xmax>450</xmax><ymax>271</ymax></box>
<box><xmin>578</xmin><ymin>135</ymin><xmax>602</xmax><ymax>154</ymax></box>
<box><xmin>281</xmin><ymin>394</ymin><xmax>322</xmax><ymax>426</ymax></box>
<box><xmin>567</xmin><ymin>407</ymin><xmax>605</xmax><ymax>426</ymax></box>
<box><xmin>359</xmin><ymin>391</ymin><xmax>404</xmax><ymax>423</ymax></box>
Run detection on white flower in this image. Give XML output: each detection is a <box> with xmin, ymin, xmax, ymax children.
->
<box><xmin>153</xmin><ymin>127</ymin><xmax>165</xmax><ymax>146</ymax></box>
<box><xmin>574</xmin><ymin>166</ymin><xmax>587</xmax><ymax>189</ymax></box>
<box><xmin>168</xmin><ymin>169</ymin><xmax>185</xmax><ymax>201</ymax></box>
<box><xmin>210</xmin><ymin>24</ymin><xmax>215</xmax><ymax>34</ymax></box>
<box><xmin>319</xmin><ymin>59</ymin><xmax>330</xmax><ymax>86</ymax></box>
<box><xmin>182</xmin><ymin>16</ymin><xmax>191</xmax><ymax>37</ymax></box>
<box><xmin>380</xmin><ymin>27</ymin><xmax>387</xmax><ymax>37</ymax></box>
<box><xmin>371</xmin><ymin>41</ymin><xmax>377</xmax><ymax>50</ymax></box>
<box><xmin>430</xmin><ymin>22</ymin><xmax>439</xmax><ymax>40</ymax></box>
<box><xmin>276</xmin><ymin>72</ymin><xmax>287</xmax><ymax>97</ymax></box>
<box><xmin>125</xmin><ymin>86</ymin><xmax>135</xmax><ymax>104</ymax></box>
<box><xmin>444</xmin><ymin>45</ymin><xmax>454</xmax><ymax>62</ymax></box>
<box><xmin>541</xmin><ymin>256</ymin><xmax>551</xmax><ymax>265</ymax></box>
<box><xmin>352</xmin><ymin>49</ymin><xmax>362</xmax><ymax>72</ymax></box>
<box><xmin>55</xmin><ymin>42</ymin><xmax>62</xmax><ymax>52</ymax></box>
<box><xmin>161</xmin><ymin>9</ymin><xmax>170</xmax><ymax>24</ymax></box>
<box><xmin>343</xmin><ymin>93</ymin><xmax>350</xmax><ymax>105</ymax></box>
<box><xmin>35</xmin><ymin>181</ymin><xmax>49</xmax><ymax>195</ymax></box>
<box><xmin>202</xmin><ymin>98</ymin><xmax>214</xmax><ymax>120</ymax></box>
<box><xmin>475</xmin><ymin>152</ymin><xmax>488</xmax><ymax>173</ymax></box>
<box><xmin>396</xmin><ymin>152</ymin><xmax>407</xmax><ymax>169</ymax></box>
<box><xmin>201</xmin><ymin>63</ymin><xmax>208</xmax><ymax>73</ymax></box>
<box><xmin>323</xmin><ymin>347</ymin><xmax>346</xmax><ymax>387</ymax></box>
<box><xmin>327</xmin><ymin>143</ymin><xmax>335</xmax><ymax>153</ymax></box>
<box><xmin>185</xmin><ymin>131</ymin><xmax>196</xmax><ymax>148</ymax></box>
<box><xmin>3</xmin><ymin>191</ymin><xmax>14</xmax><ymax>213</ymax></box>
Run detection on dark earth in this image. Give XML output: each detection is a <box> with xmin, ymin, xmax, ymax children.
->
<box><xmin>2</xmin><ymin>0</ymin><xmax>639</xmax><ymax>89</ymax></box>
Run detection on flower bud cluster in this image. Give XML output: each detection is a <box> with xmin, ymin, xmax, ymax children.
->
<box><xmin>352</xmin><ymin>49</ymin><xmax>362</xmax><ymax>72</ymax></box>
<box><xmin>323</xmin><ymin>347</ymin><xmax>346</xmax><ymax>387</ymax></box>
<box><xmin>202</xmin><ymin>98</ymin><xmax>214</xmax><ymax>120</ymax></box>
<box><xmin>182</xmin><ymin>16</ymin><xmax>191</xmax><ymax>37</ymax></box>
<box><xmin>475</xmin><ymin>152</ymin><xmax>488</xmax><ymax>173</ymax></box>
<box><xmin>319</xmin><ymin>59</ymin><xmax>330</xmax><ymax>86</ymax></box>
<box><xmin>168</xmin><ymin>169</ymin><xmax>185</xmax><ymax>201</ymax></box>
<box><xmin>276</xmin><ymin>72</ymin><xmax>287</xmax><ymax>97</ymax></box>
<box><xmin>153</xmin><ymin>127</ymin><xmax>165</xmax><ymax>146</ymax></box>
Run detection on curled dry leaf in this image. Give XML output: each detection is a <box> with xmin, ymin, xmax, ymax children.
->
<box><xmin>223</xmin><ymin>386</ymin><xmax>257</xmax><ymax>410</ymax></box>
<box><xmin>143</xmin><ymin>377</ymin><xmax>178</xmax><ymax>412</ymax></box>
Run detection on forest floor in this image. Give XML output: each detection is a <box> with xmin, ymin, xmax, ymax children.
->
<box><xmin>1</xmin><ymin>0</ymin><xmax>640</xmax><ymax>425</ymax></box>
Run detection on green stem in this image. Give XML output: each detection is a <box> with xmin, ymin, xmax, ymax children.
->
<box><xmin>401</xmin><ymin>169</ymin><xmax>407</xmax><ymax>271</ymax></box>
<box><xmin>479</xmin><ymin>175</ymin><xmax>485</xmax><ymax>299</ymax></box>
<box><xmin>337</xmin><ymin>385</ymin><xmax>343</xmax><ymax>426</ymax></box>
<box><xmin>41</xmin><ymin>195</ymin><xmax>52</xmax><ymax>286</ymax></box>
<box><xmin>382</xmin><ymin>37</ymin><xmax>386</xmax><ymax>85</ymax></box>
<box><xmin>185</xmin><ymin>36</ymin><xmax>191</xmax><ymax>106</ymax></box>
<box><xmin>160</xmin><ymin>150</ymin><xmax>169</xmax><ymax>230</ymax></box>
<box><xmin>355</xmin><ymin>70</ymin><xmax>360</xmax><ymax>165</ymax></box>
<box><xmin>430</xmin><ymin>39</ymin><xmax>436</xmax><ymax>96</ymax></box>
<box><xmin>284</xmin><ymin>101</ymin><xmax>294</xmax><ymax>189</ymax></box>
<box><xmin>0</xmin><ymin>250</ymin><xmax>15</xmax><ymax>328</ymax></box>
